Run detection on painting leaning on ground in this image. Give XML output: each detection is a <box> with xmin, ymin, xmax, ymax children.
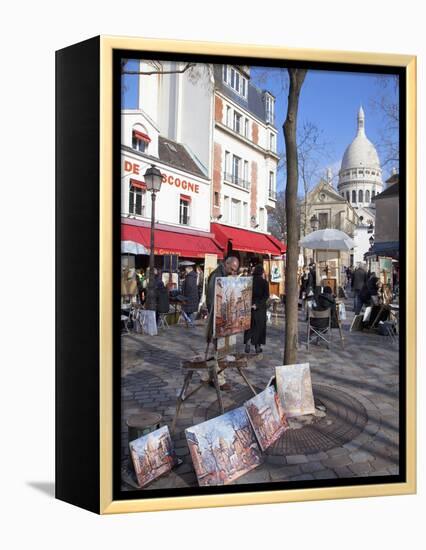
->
<box><xmin>119</xmin><ymin>54</ymin><xmax>401</xmax><ymax>493</ymax></box>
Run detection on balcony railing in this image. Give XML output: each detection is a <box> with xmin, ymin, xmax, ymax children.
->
<box><xmin>223</xmin><ymin>172</ymin><xmax>250</xmax><ymax>190</ymax></box>
<box><xmin>268</xmin><ymin>189</ymin><xmax>277</xmax><ymax>200</ymax></box>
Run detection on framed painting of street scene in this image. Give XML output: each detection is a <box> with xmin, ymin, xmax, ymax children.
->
<box><xmin>275</xmin><ymin>364</ymin><xmax>316</xmax><ymax>417</ymax></box>
<box><xmin>129</xmin><ymin>426</ymin><xmax>178</xmax><ymax>488</ymax></box>
<box><xmin>185</xmin><ymin>407</ymin><xmax>262</xmax><ymax>486</ymax></box>
<box><xmin>55</xmin><ymin>36</ymin><xmax>416</xmax><ymax>514</ymax></box>
<box><xmin>213</xmin><ymin>277</ymin><xmax>253</xmax><ymax>338</ymax></box>
<box><xmin>245</xmin><ymin>386</ymin><xmax>289</xmax><ymax>451</ymax></box>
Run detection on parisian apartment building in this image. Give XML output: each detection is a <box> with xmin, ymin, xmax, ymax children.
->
<box><xmin>120</xmin><ymin>60</ymin><xmax>283</xmax><ymax>263</ymax></box>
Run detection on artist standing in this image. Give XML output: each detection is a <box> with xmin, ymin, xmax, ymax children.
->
<box><xmin>244</xmin><ymin>264</ymin><xmax>270</xmax><ymax>354</ymax></box>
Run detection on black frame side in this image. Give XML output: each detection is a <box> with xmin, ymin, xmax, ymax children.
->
<box><xmin>55</xmin><ymin>36</ymin><xmax>101</xmax><ymax>514</ymax></box>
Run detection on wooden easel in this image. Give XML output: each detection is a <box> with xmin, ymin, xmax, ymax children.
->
<box><xmin>171</xmin><ymin>336</ymin><xmax>257</xmax><ymax>433</ymax></box>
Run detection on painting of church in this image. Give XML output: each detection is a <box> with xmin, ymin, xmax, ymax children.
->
<box><xmin>245</xmin><ymin>386</ymin><xmax>289</xmax><ymax>451</ymax></box>
<box><xmin>275</xmin><ymin>363</ymin><xmax>315</xmax><ymax>417</ymax></box>
<box><xmin>213</xmin><ymin>277</ymin><xmax>252</xmax><ymax>338</ymax></box>
<box><xmin>129</xmin><ymin>426</ymin><xmax>178</xmax><ymax>488</ymax></box>
<box><xmin>185</xmin><ymin>407</ymin><xmax>262</xmax><ymax>486</ymax></box>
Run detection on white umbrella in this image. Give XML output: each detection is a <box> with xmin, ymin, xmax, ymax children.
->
<box><xmin>121</xmin><ymin>240</ymin><xmax>148</xmax><ymax>255</ymax></box>
<box><xmin>299</xmin><ymin>229</ymin><xmax>354</xmax><ymax>251</ymax></box>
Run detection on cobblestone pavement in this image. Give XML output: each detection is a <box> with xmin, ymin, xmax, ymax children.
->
<box><xmin>121</xmin><ymin>298</ymin><xmax>399</xmax><ymax>489</ymax></box>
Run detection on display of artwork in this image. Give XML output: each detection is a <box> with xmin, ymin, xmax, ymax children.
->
<box><xmin>379</xmin><ymin>257</ymin><xmax>393</xmax><ymax>285</ymax></box>
<box><xmin>213</xmin><ymin>276</ymin><xmax>252</xmax><ymax>338</ymax></box>
<box><xmin>129</xmin><ymin>425</ymin><xmax>178</xmax><ymax>488</ymax></box>
<box><xmin>275</xmin><ymin>363</ymin><xmax>315</xmax><ymax>417</ymax></box>
<box><xmin>244</xmin><ymin>386</ymin><xmax>288</xmax><ymax>451</ymax></box>
<box><xmin>185</xmin><ymin>407</ymin><xmax>262</xmax><ymax>486</ymax></box>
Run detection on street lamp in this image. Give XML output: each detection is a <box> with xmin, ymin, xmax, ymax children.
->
<box><xmin>369</xmin><ymin>235</ymin><xmax>375</xmax><ymax>248</ymax></box>
<box><xmin>310</xmin><ymin>214</ymin><xmax>319</xmax><ymax>232</ymax></box>
<box><xmin>144</xmin><ymin>164</ymin><xmax>163</xmax><ymax>311</ymax></box>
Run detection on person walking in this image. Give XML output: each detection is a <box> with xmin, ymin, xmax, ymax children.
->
<box><xmin>181</xmin><ymin>266</ymin><xmax>199</xmax><ymax>327</ymax></box>
<box><xmin>352</xmin><ymin>263</ymin><xmax>368</xmax><ymax>314</ymax></box>
<box><xmin>300</xmin><ymin>266</ymin><xmax>314</xmax><ymax>316</ymax></box>
<box><xmin>205</xmin><ymin>256</ymin><xmax>240</xmax><ymax>391</ymax></box>
<box><xmin>154</xmin><ymin>272</ymin><xmax>170</xmax><ymax>324</ymax></box>
<box><xmin>195</xmin><ymin>264</ymin><xmax>204</xmax><ymax>302</ymax></box>
<box><xmin>244</xmin><ymin>264</ymin><xmax>270</xmax><ymax>354</ymax></box>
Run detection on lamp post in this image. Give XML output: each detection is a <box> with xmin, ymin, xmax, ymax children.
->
<box><xmin>369</xmin><ymin>234</ymin><xmax>375</xmax><ymax>249</ymax></box>
<box><xmin>310</xmin><ymin>214</ymin><xmax>319</xmax><ymax>232</ymax></box>
<box><xmin>144</xmin><ymin>164</ymin><xmax>163</xmax><ymax>311</ymax></box>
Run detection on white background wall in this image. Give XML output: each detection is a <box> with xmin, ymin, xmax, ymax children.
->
<box><xmin>0</xmin><ymin>1</ymin><xmax>423</xmax><ymax>549</ymax></box>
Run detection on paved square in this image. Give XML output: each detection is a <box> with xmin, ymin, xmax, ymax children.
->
<box><xmin>121</xmin><ymin>299</ymin><xmax>399</xmax><ymax>489</ymax></box>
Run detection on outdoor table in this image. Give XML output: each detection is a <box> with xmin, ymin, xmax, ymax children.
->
<box><xmin>126</xmin><ymin>411</ymin><xmax>163</xmax><ymax>442</ymax></box>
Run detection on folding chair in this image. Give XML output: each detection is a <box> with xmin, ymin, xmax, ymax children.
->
<box><xmin>307</xmin><ymin>308</ymin><xmax>331</xmax><ymax>351</ymax></box>
<box><xmin>157</xmin><ymin>312</ymin><xmax>170</xmax><ymax>330</ymax></box>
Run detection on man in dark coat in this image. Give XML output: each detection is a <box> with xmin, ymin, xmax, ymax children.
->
<box><xmin>314</xmin><ymin>286</ymin><xmax>338</xmax><ymax>329</ymax></box>
<box><xmin>244</xmin><ymin>264</ymin><xmax>269</xmax><ymax>353</ymax></box>
<box><xmin>205</xmin><ymin>256</ymin><xmax>239</xmax><ymax>390</ymax></box>
<box><xmin>181</xmin><ymin>267</ymin><xmax>199</xmax><ymax>327</ymax></box>
<box><xmin>352</xmin><ymin>263</ymin><xmax>368</xmax><ymax>314</ymax></box>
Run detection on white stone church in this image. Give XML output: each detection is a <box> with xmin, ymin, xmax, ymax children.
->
<box><xmin>305</xmin><ymin>106</ymin><xmax>384</xmax><ymax>266</ymax></box>
<box><xmin>337</xmin><ymin>106</ymin><xmax>383</xmax><ymax>264</ymax></box>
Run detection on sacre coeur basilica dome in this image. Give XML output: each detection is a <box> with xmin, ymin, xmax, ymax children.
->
<box><xmin>337</xmin><ymin>106</ymin><xmax>383</xmax><ymax>209</ymax></box>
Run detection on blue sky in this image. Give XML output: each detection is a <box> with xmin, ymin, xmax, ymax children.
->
<box><xmin>250</xmin><ymin>66</ymin><xmax>399</xmax><ymax>190</ymax></box>
<box><xmin>122</xmin><ymin>61</ymin><xmax>398</xmax><ymax>193</ymax></box>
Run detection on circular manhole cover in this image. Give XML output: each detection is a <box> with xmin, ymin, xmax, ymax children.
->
<box><xmin>205</xmin><ymin>383</ymin><xmax>368</xmax><ymax>456</ymax></box>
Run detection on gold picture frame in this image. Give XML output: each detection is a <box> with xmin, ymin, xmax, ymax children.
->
<box><xmin>56</xmin><ymin>35</ymin><xmax>416</xmax><ymax>514</ymax></box>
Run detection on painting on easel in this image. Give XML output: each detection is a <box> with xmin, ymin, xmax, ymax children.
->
<box><xmin>213</xmin><ymin>276</ymin><xmax>252</xmax><ymax>338</ymax></box>
<box><xmin>185</xmin><ymin>407</ymin><xmax>262</xmax><ymax>486</ymax></box>
<box><xmin>275</xmin><ymin>363</ymin><xmax>315</xmax><ymax>417</ymax></box>
<box><xmin>129</xmin><ymin>426</ymin><xmax>178</xmax><ymax>488</ymax></box>
<box><xmin>245</xmin><ymin>386</ymin><xmax>289</xmax><ymax>451</ymax></box>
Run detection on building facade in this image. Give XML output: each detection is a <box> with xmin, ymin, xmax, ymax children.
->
<box><xmin>121</xmin><ymin>61</ymin><xmax>223</xmax><ymax>262</ymax></box>
<box><xmin>371</xmin><ymin>174</ymin><xmax>399</xmax><ymax>259</ymax></box>
<box><xmin>302</xmin><ymin>175</ymin><xmax>359</xmax><ymax>286</ymax></box>
<box><xmin>210</xmin><ymin>64</ymin><xmax>284</xmax><ymax>262</ymax></box>
<box><xmin>120</xmin><ymin>60</ymin><xmax>285</xmax><ymax>271</ymax></box>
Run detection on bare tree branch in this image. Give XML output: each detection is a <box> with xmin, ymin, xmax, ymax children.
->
<box><xmin>122</xmin><ymin>62</ymin><xmax>196</xmax><ymax>76</ymax></box>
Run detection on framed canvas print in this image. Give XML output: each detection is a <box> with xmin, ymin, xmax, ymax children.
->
<box><xmin>129</xmin><ymin>426</ymin><xmax>178</xmax><ymax>488</ymax></box>
<box><xmin>56</xmin><ymin>35</ymin><xmax>416</xmax><ymax>514</ymax></box>
<box><xmin>185</xmin><ymin>407</ymin><xmax>263</xmax><ymax>486</ymax></box>
<box><xmin>244</xmin><ymin>386</ymin><xmax>289</xmax><ymax>451</ymax></box>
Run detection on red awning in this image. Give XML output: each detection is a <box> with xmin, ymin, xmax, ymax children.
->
<box><xmin>211</xmin><ymin>223</ymin><xmax>286</xmax><ymax>256</ymax></box>
<box><xmin>265</xmin><ymin>233</ymin><xmax>287</xmax><ymax>254</ymax></box>
<box><xmin>130</xmin><ymin>178</ymin><xmax>146</xmax><ymax>190</ymax></box>
<box><xmin>122</xmin><ymin>223</ymin><xmax>224</xmax><ymax>259</ymax></box>
<box><xmin>133</xmin><ymin>130</ymin><xmax>151</xmax><ymax>142</ymax></box>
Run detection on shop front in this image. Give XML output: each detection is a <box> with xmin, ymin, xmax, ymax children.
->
<box><xmin>211</xmin><ymin>223</ymin><xmax>286</xmax><ymax>297</ymax></box>
<box><xmin>365</xmin><ymin>241</ymin><xmax>399</xmax><ymax>291</ymax></box>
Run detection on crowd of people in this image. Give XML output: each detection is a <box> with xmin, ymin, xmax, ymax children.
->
<box><xmin>296</xmin><ymin>260</ymin><xmax>396</xmax><ymax>334</ymax></box>
<box><xmin>126</xmin><ymin>258</ymin><xmax>271</xmax><ymax>336</ymax></box>
<box><xmin>347</xmin><ymin>263</ymin><xmax>393</xmax><ymax>315</ymax></box>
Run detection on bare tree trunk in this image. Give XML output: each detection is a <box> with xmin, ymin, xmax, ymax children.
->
<box><xmin>283</xmin><ymin>68</ymin><xmax>307</xmax><ymax>364</ymax></box>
